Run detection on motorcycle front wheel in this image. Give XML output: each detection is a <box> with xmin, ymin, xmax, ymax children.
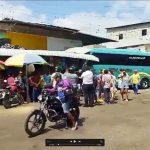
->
<box><xmin>24</xmin><ymin>110</ymin><xmax>46</xmax><ymax>137</ymax></box>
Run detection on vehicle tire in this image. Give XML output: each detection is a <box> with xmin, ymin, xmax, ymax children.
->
<box><xmin>3</xmin><ymin>98</ymin><xmax>11</xmax><ymax>109</ymax></box>
<box><xmin>140</xmin><ymin>78</ymin><xmax>150</xmax><ymax>89</ymax></box>
<box><xmin>24</xmin><ymin>110</ymin><xmax>46</xmax><ymax>137</ymax></box>
<box><xmin>18</xmin><ymin>94</ymin><xmax>24</xmax><ymax>105</ymax></box>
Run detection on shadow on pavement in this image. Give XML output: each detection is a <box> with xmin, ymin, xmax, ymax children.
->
<box><xmin>78</xmin><ymin>117</ymin><xmax>86</xmax><ymax>127</ymax></box>
<box><xmin>49</xmin><ymin>122</ymin><xmax>66</xmax><ymax>131</ymax></box>
<box><xmin>128</xmin><ymin>98</ymin><xmax>133</xmax><ymax>101</ymax></box>
<box><xmin>28</xmin><ymin>128</ymin><xmax>52</xmax><ymax>138</ymax></box>
<box><xmin>48</xmin><ymin>117</ymin><xmax>87</xmax><ymax>130</ymax></box>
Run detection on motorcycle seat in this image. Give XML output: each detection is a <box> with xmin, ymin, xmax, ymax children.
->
<box><xmin>5</xmin><ymin>86</ymin><xmax>11</xmax><ymax>90</ymax></box>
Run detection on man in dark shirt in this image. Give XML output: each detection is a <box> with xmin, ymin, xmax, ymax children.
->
<box><xmin>29</xmin><ymin>71</ymin><xmax>41</xmax><ymax>102</ymax></box>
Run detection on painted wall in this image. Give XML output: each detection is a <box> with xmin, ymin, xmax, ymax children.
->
<box><xmin>5</xmin><ymin>32</ymin><xmax>47</xmax><ymax>50</ymax></box>
<box><xmin>47</xmin><ymin>37</ymin><xmax>82</xmax><ymax>51</ymax></box>
<box><xmin>106</xmin><ymin>24</ymin><xmax>150</xmax><ymax>51</ymax></box>
<box><xmin>1</xmin><ymin>32</ymin><xmax>83</xmax><ymax>51</ymax></box>
<box><xmin>145</xmin><ymin>44</ymin><xmax>150</xmax><ymax>52</ymax></box>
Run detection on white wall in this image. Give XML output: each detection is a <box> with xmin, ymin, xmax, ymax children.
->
<box><xmin>47</xmin><ymin>37</ymin><xmax>82</xmax><ymax>51</ymax></box>
<box><xmin>107</xmin><ymin>23</ymin><xmax>150</xmax><ymax>41</ymax></box>
<box><xmin>126</xmin><ymin>45</ymin><xmax>146</xmax><ymax>51</ymax></box>
<box><xmin>145</xmin><ymin>44</ymin><xmax>150</xmax><ymax>52</ymax></box>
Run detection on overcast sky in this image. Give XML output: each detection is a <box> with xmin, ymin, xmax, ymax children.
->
<box><xmin>0</xmin><ymin>1</ymin><xmax>150</xmax><ymax>37</ymax></box>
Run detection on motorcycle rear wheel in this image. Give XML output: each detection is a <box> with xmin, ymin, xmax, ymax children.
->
<box><xmin>24</xmin><ymin>110</ymin><xmax>46</xmax><ymax>137</ymax></box>
<box><xmin>18</xmin><ymin>94</ymin><xmax>24</xmax><ymax>105</ymax></box>
<box><xmin>3</xmin><ymin>99</ymin><xmax>11</xmax><ymax>109</ymax></box>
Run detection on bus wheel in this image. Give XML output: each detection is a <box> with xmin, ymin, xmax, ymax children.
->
<box><xmin>140</xmin><ymin>78</ymin><xmax>150</xmax><ymax>89</ymax></box>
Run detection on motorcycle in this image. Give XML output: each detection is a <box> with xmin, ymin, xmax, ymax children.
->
<box><xmin>24</xmin><ymin>89</ymin><xmax>80</xmax><ymax>137</ymax></box>
<box><xmin>2</xmin><ymin>80</ymin><xmax>24</xmax><ymax>109</ymax></box>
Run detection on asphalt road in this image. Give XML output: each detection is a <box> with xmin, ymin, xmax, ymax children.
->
<box><xmin>0</xmin><ymin>89</ymin><xmax>150</xmax><ymax>150</ymax></box>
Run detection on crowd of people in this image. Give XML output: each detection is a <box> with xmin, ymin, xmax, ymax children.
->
<box><xmin>95</xmin><ymin>68</ymin><xmax>140</xmax><ymax>105</ymax></box>
<box><xmin>0</xmin><ymin>66</ymin><xmax>141</xmax><ymax>106</ymax></box>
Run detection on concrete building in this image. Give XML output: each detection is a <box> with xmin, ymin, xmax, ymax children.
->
<box><xmin>105</xmin><ymin>22</ymin><xmax>150</xmax><ymax>51</ymax></box>
<box><xmin>0</xmin><ymin>18</ymin><xmax>113</xmax><ymax>51</ymax></box>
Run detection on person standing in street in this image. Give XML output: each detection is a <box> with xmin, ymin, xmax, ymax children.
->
<box><xmin>97</xmin><ymin>69</ymin><xmax>104</xmax><ymax>104</ymax></box>
<box><xmin>81</xmin><ymin>66</ymin><xmax>94</xmax><ymax>107</ymax></box>
<box><xmin>120</xmin><ymin>71</ymin><xmax>130</xmax><ymax>101</ymax></box>
<box><xmin>51</xmin><ymin>66</ymin><xmax>63</xmax><ymax>87</ymax></box>
<box><xmin>130</xmin><ymin>70</ymin><xmax>140</xmax><ymax>95</ymax></box>
<box><xmin>102</xmin><ymin>69</ymin><xmax>112</xmax><ymax>104</ymax></box>
<box><xmin>63</xmin><ymin>67</ymin><xmax>78</xmax><ymax>96</ymax></box>
<box><xmin>29</xmin><ymin>71</ymin><xmax>41</xmax><ymax>102</ymax></box>
<box><xmin>109</xmin><ymin>71</ymin><xmax>117</xmax><ymax>102</ymax></box>
<box><xmin>117</xmin><ymin>69</ymin><xmax>124</xmax><ymax>89</ymax></box>
<box><xmin>15</xmin><ymin>71</ymin><xmax>26</xmax><ymax>102</ymax></box>
<box><xmin>40</xmin><ymin>70</ymin><xmax>51</xmax><ymax>88</ymax></box>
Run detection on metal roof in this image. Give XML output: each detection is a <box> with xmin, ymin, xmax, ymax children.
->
<box><xmin>0</xmin><ymin>19</ymin><xmax>114</xmax><ymax>45</ymax></box>
<box><xmin>90</xmin><ymin>48</ymin><xmax>150</xmax><ymax>56</ymax></box>
<box><xmin>106</xmin><ymin>21</ymin><xmax>150</xmax><ymax>30</ymax></box>
<box><xmin>0</xmin><ymin>18</ymin><xmax>78</xmax><ymax>32</ymax></box>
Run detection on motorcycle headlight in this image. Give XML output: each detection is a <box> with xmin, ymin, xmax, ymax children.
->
<box><xmin>38</xmin><ymin>95</ymin><xmax>42</xmax><ymax>101</ymax></box>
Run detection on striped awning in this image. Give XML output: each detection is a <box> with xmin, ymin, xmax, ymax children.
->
<box><xmin>0</xmin><ymin>48</ymin><xmax>99</xmax><ymax>62</ymax></box>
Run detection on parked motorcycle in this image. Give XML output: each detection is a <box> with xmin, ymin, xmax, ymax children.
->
<box><xmin>24</xmin><ymin>89</ymin><xmax>80</xmax><ymax>137</ymax></box>
<box><xmin>2</xmin><ymin>80</ymin><xmax>24</xmax><ymax>109</ymax></box>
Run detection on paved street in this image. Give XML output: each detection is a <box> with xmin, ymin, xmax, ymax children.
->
<box><xmin>0</xmin><ymin>89</ymin><xmax>150</xmax><ymax>150</ymax></box>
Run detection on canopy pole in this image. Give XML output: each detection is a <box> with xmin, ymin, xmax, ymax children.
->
<box><xmin>26</xmin><ymin>64</ymin><xmax>30</xmax><ymax>102</ymax></box>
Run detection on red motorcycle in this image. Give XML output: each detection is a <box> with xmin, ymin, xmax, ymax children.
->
<box><xmin>2</xmin><ymin>80</ymin><xmax>24</xmax><ymax>109</ymax></box>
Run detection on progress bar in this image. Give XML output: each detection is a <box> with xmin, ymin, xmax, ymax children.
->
<box><xmin>45</xmin><ymin>139</ymin><xmax>105</xmax><ymax>146</ymax></box>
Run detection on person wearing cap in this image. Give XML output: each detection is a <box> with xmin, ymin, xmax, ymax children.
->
<box><xmin>130</xmin><ymin>70</ymin><xmax>140</xmax><ymax>94</ymax></box>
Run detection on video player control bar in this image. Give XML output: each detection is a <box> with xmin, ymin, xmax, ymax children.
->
<box><xmin>45</xmin><ymin>139</ymin><xmax>105</xmax><ymax>146</ymax></box>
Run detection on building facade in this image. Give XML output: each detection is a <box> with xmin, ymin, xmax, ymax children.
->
<box><xmin>0</xmin><ymin>19</ymin><xmax>113</xmax><ymax>51</ymax></box>
<box><xmin>106</xmin><ymin>22</ymin><xmax>150</xmax><ymax>51</ymax></box>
